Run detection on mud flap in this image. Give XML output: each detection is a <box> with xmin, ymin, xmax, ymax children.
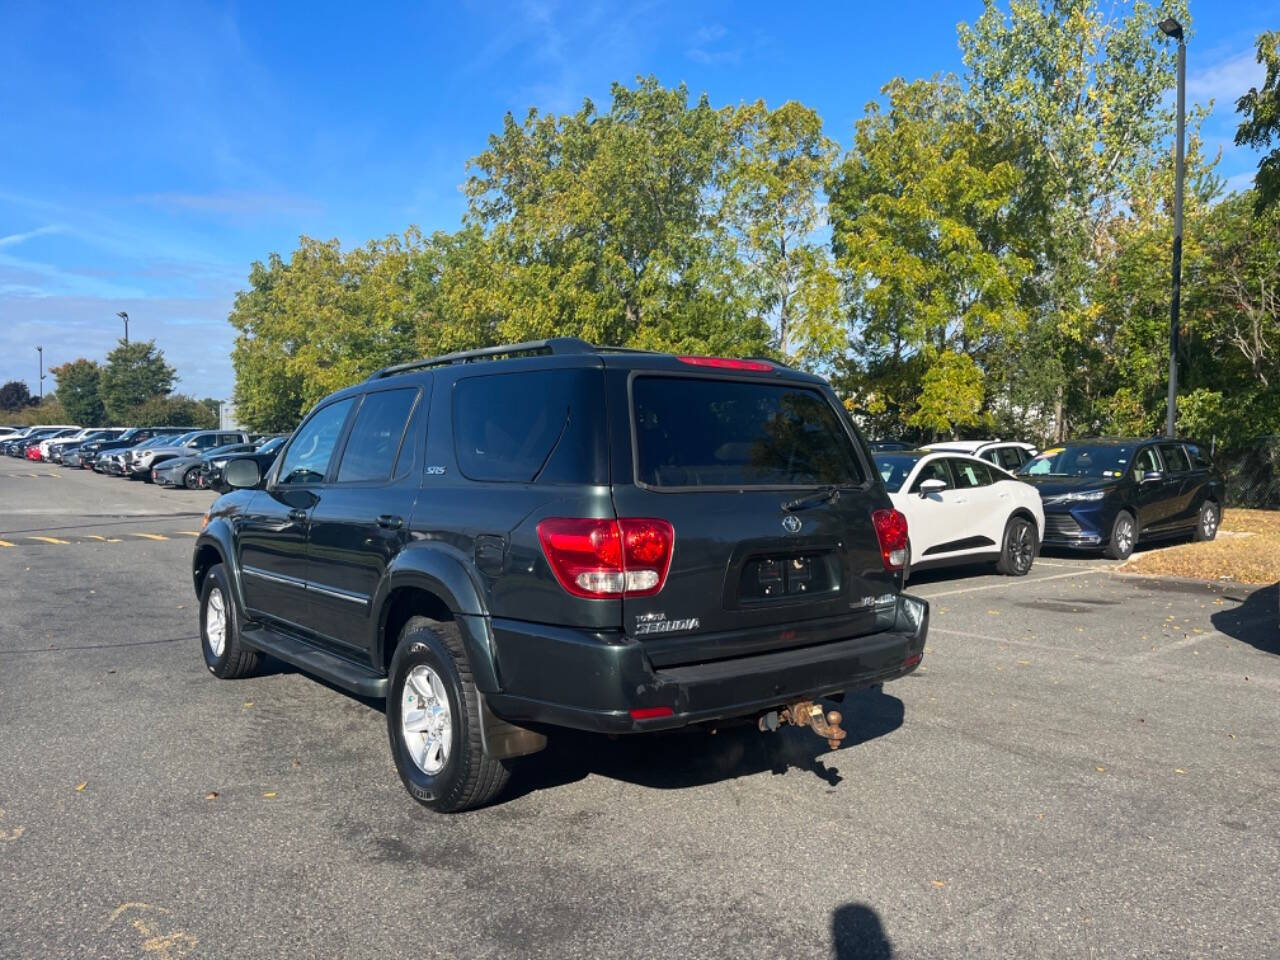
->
<box><xmin>478</xmin><ymin>693</ymin><xmax>547</xmax><ymax>760</ymax></box>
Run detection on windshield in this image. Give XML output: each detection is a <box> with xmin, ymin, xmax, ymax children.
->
<box><xmin>873</xmin><ymin>452</ymin><xmax>927</xmax><ymax>491</ymax></box>
<box><xmin>1020</xmin><ymin>444</ymin><xmax>1133</xmax><ymax>479</ymax></box>
<box><xmin>257</xmin><ymin>436</ymin><xmax>286</xmax><ymax>455</ymax></box>
<box><xmin>632</xmin><ymin>377</ymin><xmax>864</xmax><ymax>488</ymax></box>
<box><xmin>205</xmin><ymin>443</ymin><xmax>249</xmax><ymax>458</ymax></box>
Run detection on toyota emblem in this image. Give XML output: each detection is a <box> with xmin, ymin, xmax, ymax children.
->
<box><xmin>782</xmin><ymin>514</ymin><xmax>802</xmax><ymax>534</ymax></box>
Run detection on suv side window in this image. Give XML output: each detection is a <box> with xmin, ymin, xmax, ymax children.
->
<box><xmin>454</xmin><ymin>369</ymin><xmax>606</xmax><ymax>484</ymax></box>
<box><xmin>951</xmin><ymin>458</ymin><xmax>993</xmax><ymax>489</ymax></box>
<box><xmin>276</xmin><ymin>397</ymin><xmax>356</xmax><ymax>485</ymax></box>
<box><xmin>1133</xmin><ymin>446</ymin><xmax>1161</xmax><ymax>481</ymax></box>
<box><xmin>996</xmin><ymin>447</ymin><xmax>1024</xmax><ymax>471</ymax></box>
<box><xmin>1159</xmin><ymin>443</ymin><xmax>1191</xmax><ymax>474</ymax></box>
<box><xmin>910</xmin><ymin>458</ymin><xmax>954</xmax><ymax>492</ymax></box>
<box><xmin>336</xmin><ymin>388</ymin><xmax>418</xmax><ymax>483</ymax></box>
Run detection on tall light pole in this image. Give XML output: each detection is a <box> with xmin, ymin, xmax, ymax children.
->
<box><xmin>1160</xmin><ymin>17</ymin><xmax>1186</xmax><ymax>439</ymax></box>
<box><xmin>36</xmin><ymin>345</ymin><xmax>44</xmax><ymax>401</ymax></box>
<box><xmin>117</xmin><ymin>311</ymin><xmax>129</xmax><ymax>345</ymax></box>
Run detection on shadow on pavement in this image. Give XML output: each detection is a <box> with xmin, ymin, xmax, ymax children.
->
<box><xmin>832</xmin><ymin>902</ymin><xmax>894</xmax><ymax>959</ymax></box>
<box><xmin>499</xmin><ymin>686</ymin><xmax>905</xmax><ymax>804</ymax></box>
<box><xmin>1211</xmin><ymin>583</ymin><xmax>1279</xmax><ymax>654</ymax></box>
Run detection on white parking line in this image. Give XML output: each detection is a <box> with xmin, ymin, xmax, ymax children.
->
<box><xmin>931</xmin><ymin>626</ymin><xmax>1070</xmax><ymax>653</ymax></box>
<box><xmin>914</xmin><ymin>568</ymin><xmax>1103</xmax><ymax>599</ymax></box>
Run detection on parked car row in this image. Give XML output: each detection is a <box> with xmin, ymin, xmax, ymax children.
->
<box><xmin>4</xmin><ymin>423</ymin><xmax>286</xmax><ymax>492</ymax></box>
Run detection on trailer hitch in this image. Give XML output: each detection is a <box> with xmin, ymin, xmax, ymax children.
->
<box><xmin>757</xmin><ymin>700</ymin><xmax>847</xmax><ymax>750</ymax></box>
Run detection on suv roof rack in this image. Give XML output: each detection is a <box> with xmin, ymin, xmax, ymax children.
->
<box><xmin>367</xmin><ymin>337</ymin><xmax>665</xmax><ymax>380</ymax></box>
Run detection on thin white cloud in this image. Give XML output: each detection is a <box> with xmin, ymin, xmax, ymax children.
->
<box><xmin>0</xmin><ymin>225</ymin><xmax>66</xmax><ymax>248</ymax></box>
<box><xmin>1188</xmin><ymin>48</ymin><xmax>1265</xmax><ymax>109</ymax></box>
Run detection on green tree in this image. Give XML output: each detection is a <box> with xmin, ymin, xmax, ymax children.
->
<box><xmin>99</xmin><ymin>340</ymin><xmax>176</xmax><ymax>423</ymax></box>
<box><xmin>908</xmin><ymin>350</ymin><xmax>987</xmax><ymax>438</ymax></box>
<box><xmin>0</xmin><ymin>380</ymin><xmax>35</xmax><ymax>412</ymax></box>
<box><xmin>959</xmin><ymin>0</ymin><xmax>1191</xmax><ymax>439</ymax></box>
<box><xmin>1235</xmin><ymin>31</ymin><xmax>1280</xmax><ymax>213</ymax></box>
<box><xmin>49</xmin><ymin>358</ymin><xmax>104</xmax><ymax>426</ymax></box>
<box><xmin>725</xmin><ymin>100</ymin><xmax>841</xmax><ymax>364</ymax></box>
<box><xmin>228</xmin><ymin>231</ymin><xmax>425</xmax><ymax>431</ymax></box>
<box><xmin>127</xmin><ymin>393</ymin><xmax>217</xmax><ymax>429</ymax></box>
<box><xmin>464</xmin><ymin>76</ymin><xmax>770</xmax><ymax>355</ymax></box>
<box><xmin>828</xmin><ymin>77</ymin><xmax>1031</xmax><ymax>434</ymax></box>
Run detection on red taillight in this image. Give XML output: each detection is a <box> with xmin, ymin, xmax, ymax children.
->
<box><xmin>537</xmin><ymin>517</ymin><xmax>674</xmax><ymax>599</ymax></box>
<box><xmin>904</xmin><ymin>653</ymin><xmax>922</xmax><ymax>669</ymax></box>
<box><xmin>871</xmin><ymin>508</ymin><xmax>909</xmax><ymax>571</ymax></box>
<box><xmin>629</xmin><ymin>706</ymin><xmax>674</xmax><ymax>721</ymax></box>
<box><xmin>677</xmin><ymin>355</ymin><xmax>773</xmax><ymax>372</ymax></box>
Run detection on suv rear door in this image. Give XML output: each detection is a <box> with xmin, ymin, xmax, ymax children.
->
<box><xmin>605</xmin><ymin>362</ymin><xmax>897</xmax><ymax>667</ymax></box>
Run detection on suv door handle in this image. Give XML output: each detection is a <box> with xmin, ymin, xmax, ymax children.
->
<box><xmin>288</xmin><ymin>509</ymin><xmax>308</xmax><ymax>523</ymax></box>
<box><xmin>376</xmin><ymin>514</ymin><xmax>403</xmax><ymax>530</ymax></box>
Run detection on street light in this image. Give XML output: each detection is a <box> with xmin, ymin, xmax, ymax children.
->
<box><xmin>36</xmin><ymin>345</ymin><xmax>44</xmax><ymax>401</ymax></box>
<box><xmin>117</xmin><ymin>311</ymin><xmax>129</xmax><ymax>345</ymax></box>
<box><xmin>1160</xmin><ymin>16</ymin><xmax>1185</xmax><ymax>439</ymax></box>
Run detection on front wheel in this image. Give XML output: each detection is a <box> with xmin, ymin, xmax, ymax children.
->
<box><xmin>200</xmin><ymin>563</ymin><xmax>260</xmax><ymax>679</ymax></box>
<box><xmin>995</xmin><ymin>516</ymin><xmax>1036</xmax><ymax>576</ymax></box>
<box><xmin>1193</xmin><ymin>500</ymin><xmax>1219</xmax><ymax>542</ymax></box>
<box><xmin>1104</xmin><ymin>511</ymin><xmax>1136</xmax><ymax>561</ymax></box>
<box><xmin>386</xmin><ymin>618</ymin><xmax>510</xmax><ymax>813</ymax></box>
<box><xmin>183</xmin><ymin>466</ymin><xmax>202</xmax><ymax>489</ymax></box>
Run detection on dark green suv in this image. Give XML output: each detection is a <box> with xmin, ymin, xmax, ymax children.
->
<box><xmin>193</xmin><ymin>340</ymin><xmax>929</xmax><ymax>811</ymax></box>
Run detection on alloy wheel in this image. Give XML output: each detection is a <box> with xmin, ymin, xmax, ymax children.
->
<box><xmin>205</xmin><ymin>587</ymin><xmax>227</xmax><ymax>658</ymax></box>
<box><xmin>401</xmin><ymin>665</ymin><xmax>453</xmax><ymax>775</ymax></box>
<box><xmin>1008</xmin><ymin>521</ymin><xmax>1034</xmax><ymax>574</ymax></box>
<box><xmin>1201</xmin><ymin>503</ymin><xmax>1218</xmax><ymax>539</ymax></box>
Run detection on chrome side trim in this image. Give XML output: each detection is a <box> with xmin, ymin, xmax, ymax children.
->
<box><xmin>241</xmin><ymin>565</ymin><xmax>306</xmax><ymax>589</ymax></box>
<box><xmin>306</xmin><ymin>581</ymin><xmax>369</xmax><ymax>606</ymax></box>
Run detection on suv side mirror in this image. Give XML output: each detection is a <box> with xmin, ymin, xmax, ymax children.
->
<box><xmin>1140</xmin><ymin>470</ymin><xmax>1164</xmax><ymax>485</ymax></box>
<box><xmin>918</xmin><ymin>478</ymin><xmax>948</xmax><ymax>498</ymax></box>
<box><xmin>224</xmin><ymin>458</ymin><xmax>262</xmax><ymax>489</ymax></box>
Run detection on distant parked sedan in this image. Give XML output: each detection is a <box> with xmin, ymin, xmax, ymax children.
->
<box><xmin>152</xmin><ymin>442</ymin><xmax>258</xmax><ymax>489</ymax></box>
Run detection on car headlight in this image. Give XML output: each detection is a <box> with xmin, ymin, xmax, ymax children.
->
<box><xmin>1047</xmin><ymin>489</ymin><xmax>1107</xmax><ymax>504</ymax></box>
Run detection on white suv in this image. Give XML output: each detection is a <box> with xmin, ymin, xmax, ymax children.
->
<box><xmin>923</xmin><ymin>440</ymin><xmax>1038</xmax><ymax>474</ymax></box>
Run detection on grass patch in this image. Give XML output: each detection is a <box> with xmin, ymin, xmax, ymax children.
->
<box><xmin>1120</xmin><ymin>508</ymin><xmax>1280</xmax><ymax>585</ymax></box>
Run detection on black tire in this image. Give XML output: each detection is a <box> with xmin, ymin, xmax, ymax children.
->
<box><xmin>199</xmin><ymin>563</ymin><xmax>260</xmax><ymax>679</ymax></box>
<box><xmin>1193</xmin><ymin>500</ymin><xmax>1219</xmax><ymax>542</ymax></box>
<box><xmin>1104</xmin><ymin>510</ymin><xmax>1137</xmax><ymax>561</ymax></box>
<box><xmin>996</xmin><ymin>516</ymin><xmax>1036</xmax><ymax>576</ymax></box>
<box><xmin>387</xmin><ymin>617</ymin><xmax>510</xmax><ymax>813</ymax></box>
<box><xmin>182</xmin><ymin>466</ymin><xmax>201</xmax><ymax>490</ymax></box>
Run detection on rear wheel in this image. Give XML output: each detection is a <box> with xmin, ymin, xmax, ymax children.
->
<box><xmin>386</xmin><ymin>618</ymin><xmax>510</xmax><ymax>813</ymax></box>
<box><xmin>995</xmin><ymin>516</ymin><xmax>1036</xmax><ymax>576</ymax></box>
<box><xmin>1104</xmin><ymin>511</ymin><xmax>1136</xmax><ymax>561</ymax></box>
<box><xmin>1193</xmin><ymin>500</ymin><xmax>1219</xmax><ymax>542</ymax></box>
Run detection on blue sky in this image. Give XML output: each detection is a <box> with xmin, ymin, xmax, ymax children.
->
<box><xmin>1</xmin><ymin>1</ymin><xmax>1275</xmax><ymax>402</ymax></box>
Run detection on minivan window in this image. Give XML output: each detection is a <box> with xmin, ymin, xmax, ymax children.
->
<box><xmin>453</xmin><ymin>370</ymin><xmax>606</xmax><ymax>484</ymax></box>
<box><xmin>1159</xmin><ymin>443</ymin><xmax>1191</xmax><ymax>473</ymax></box>
<box><xmin>632</xmin><ymin>377</ymin><xmax>863</xmax><ymax>488</ymax></box>
<box><xmin>337</xmin><ymin>389</ymin><xmax>417</xmax><ymax>483</ymax></box>
<box><xmin>276</xmin><ymin>398</ymin><xmax>356</xmax><ymax>485</ymax></box>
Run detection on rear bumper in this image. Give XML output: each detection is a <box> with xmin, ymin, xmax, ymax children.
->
<box><xmin>486</xmin><ymin>594</ymin><xmax>928</xmax><ymax>734</ymax></box>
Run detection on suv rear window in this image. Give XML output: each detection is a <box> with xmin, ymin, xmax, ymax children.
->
<box><xmin>632</xmin><ymin>377</ymin><xmax>864</xmax><ymax>488</ymax></box>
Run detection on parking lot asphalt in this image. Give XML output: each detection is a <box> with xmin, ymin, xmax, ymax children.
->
<box><xmin>1</xmin><ymin>468</ymin><xmax>1277</xmax><ymax>959</ymax></box>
